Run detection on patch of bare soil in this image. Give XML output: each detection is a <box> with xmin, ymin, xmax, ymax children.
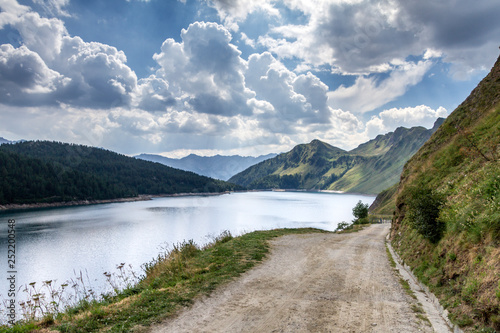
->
<box><xmin>152</xmin><ymin>224</ymin><xmax>436</xmax><ymax>333</ymax></box>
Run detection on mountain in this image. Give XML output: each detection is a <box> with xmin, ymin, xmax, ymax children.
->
<box><xmin>371</xmin><ymin>55</ymin><xmax>500</xmax><ymax>330</ymax></box>
<box><xmin>0</xmin><ymin>137</ymin><xmax>10</xmax><ymax>145</ymax></box>
<box><xmin>229</xmin><ymin>121</ymin><xmax>443</xmax><ymax>194</ymax></box>
<box><xmin>0</xmin><ymin>141</ymin><xmax>240</xmax><ymax>205</ymax></box>
<box><xmin>135</xmin><ymin>153</ymin><xmax>277</xmax><ymax>180</ymax></box>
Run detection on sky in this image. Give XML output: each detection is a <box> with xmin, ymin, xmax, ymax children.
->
<box><xmin>0</xmin><ymin>0</ymin><xmax>499</xmax><ymax>157</ymax></box>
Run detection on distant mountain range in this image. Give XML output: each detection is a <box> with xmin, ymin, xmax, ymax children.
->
<box><xmin>135</xmin><ymin>153</ymin><xmax>277</xmax><ymax>181</ymax></box>
<box><xmin>0</xmin><ymin>137</ymin><xmax>22</xmax><ymax>145</ymax></box>
<box><xmin>229</xmin><ymin>119</ymin><xmax>444</xmax><ymax>194</ymax></box>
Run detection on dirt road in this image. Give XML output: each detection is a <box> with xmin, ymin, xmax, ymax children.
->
<box><xmin>152</xmin><ymin>224</ymin><xmax>436</xmax><ymax>332</ymax></box>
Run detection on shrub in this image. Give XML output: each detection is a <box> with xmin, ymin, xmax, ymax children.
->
<box><xmin>335</xmin><ymin>221</ymin><xmax>353</xmax><ymax>232</ymax></box>
<box><xmin>406</xmin><ymin>185</ymin><xmax>445</xmax><ymax>243</ymax></box>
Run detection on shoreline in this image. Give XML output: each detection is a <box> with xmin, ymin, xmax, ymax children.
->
<box><xmin>0</xmin><ymin>191</ymin><xmax>232</xmax><ymax>213</ymax></box>
<box><xmin>0</xmin><ymin>189</ymin><xmax>375</xmax><ymax>213</ymax></box>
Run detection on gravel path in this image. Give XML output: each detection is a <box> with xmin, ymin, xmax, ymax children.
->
<box><xmin>152</xmin><ymin>224</ymin><xmax>440</xmax><ymax>333</ymax></box>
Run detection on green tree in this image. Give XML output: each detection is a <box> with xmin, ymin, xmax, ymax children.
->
<box><xmin>352</xmin><ymin>200</ymin><xmax>369</xmax><ymax>223</ymax></box>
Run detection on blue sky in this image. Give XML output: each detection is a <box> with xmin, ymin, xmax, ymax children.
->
<box><xmin>0</xmin><ymin>0</ymin><xmax>498</xmax><ymax>157</ymax></box>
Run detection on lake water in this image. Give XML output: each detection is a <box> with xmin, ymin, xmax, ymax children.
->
<box><xmin>0</xmin><ymin>191</ymin><xmax>374</xmax><ymax>314</ymax></box>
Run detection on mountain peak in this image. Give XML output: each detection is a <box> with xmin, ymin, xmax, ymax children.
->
<box><xmin>230</xmin><ymin>124</ymin><xmax>438</xmax><ymax>193</ymax></box>
<box><xmin>432</xmin><ymin>117</ymin><xmax>445</xmax><ymax>132</ymax></box>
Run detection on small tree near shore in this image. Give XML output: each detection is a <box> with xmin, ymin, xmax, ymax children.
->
<box><xmin>352</xmin><ymin>200</ymin><xmax>369</xmax><ymax>224</ymax></box>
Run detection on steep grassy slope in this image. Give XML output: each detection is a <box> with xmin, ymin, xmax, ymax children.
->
<box><xmin>230</xmin><ymin>123</ymin><xmax>442</xmax><ymax>194</ymax></box>
<box><xmin>0</xmin><ymin>141</ymin><xmax>239</xmax><ymax>205</ymax></box>
<box><xmin>374</xmin><ymin>55</ymin><xmax>500</xmax><ymax>331</ymax></box>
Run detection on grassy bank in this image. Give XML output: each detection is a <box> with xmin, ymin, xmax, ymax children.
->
<box><xmin>380</xmin><ymin>55</ymin><xmax>500</xmax><ymax>332</ymax></box>
<box><xmin>1</xmin><ymin>228</ymin><xmax>328</xmax><ymax>333</ymax></box>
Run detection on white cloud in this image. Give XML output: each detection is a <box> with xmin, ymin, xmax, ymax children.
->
<box><xmin>0</xmin><ymin>0</ymin><xmax>30</xmax><ymax>28</ymax></box>
<box><xmin>56</xmin><ymin>36</ymin><xmax>138</xmax><ymax>108</ymax></box>
<box><xmin>204</xmin><ymin>0</ymin><xmax>280</xmax><ymax>30</ymax></box>
<box><xmin>211</xmin><ymin>0</ymin><xmax>500</xmax><ymax>76</ymax></box>
<box><xmin>12</xmin><ymin>11</ymin><xmax>67</xmax><ymax>62</ymax></box>
<box><xmin>134</xmin><ymin>75</ymin><xmax>176</xmax><ymax>112</ymax></box>
<box><xmin>0</xmin><ymin>44</ymin><xmax>67</xmax><ymax>98</ymax></box>
<box><xmin>240</xmin><ymin>32</ymin><xmax>255</xmax><ymax>48</ymax></box>
<box><xmin>0</xmin><ymin>5</ymin><xmax>138</xmax><ymax>108</ymax></box>
<box><xmin>423</xmin><ymin>48</ymin><xmax>442</xmax><ymax>60</ymax></box>
<box><xmin>245</xmin><ymin>52</ymin><xmax>342</xmax><ymax>133</ymax></box>
<box><xmin>33</xmin><ymin>0</ymin><xmax>70</xmax><ymax>17</ymax></box>
<box><xmin>365</xmin><ymin>105</ymin><xmax>448</xmax><ymax>138</ymax></box>
<box><xmin>328</xmin><ymin>60</ymin><xmax>432</xmax><ymax>113</ymax></box>
<box><xmin>153</xmin><ymin>21</ymin><xmax>254</xmax><ymax>116</ymax></box>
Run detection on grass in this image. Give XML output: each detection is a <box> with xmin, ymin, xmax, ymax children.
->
<box><xmin>385</xmin><ymin>243</ymin><xmax>397</xmax><ymax>269</ymax></box>
<box><xmin>1</xmin><ymin>228</ymin><xmax>328</xmax><ymax>332</ymax></box>
<box><xmin>399</xmin><ymin>278</ymin><xmax>417</xmax><ymax>300</ymax></box>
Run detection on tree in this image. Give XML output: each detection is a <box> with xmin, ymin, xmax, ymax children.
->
<box><xmin>352</xmin><ymin>200</ymin><xmax>369</xmax><ymax>223</ymax></box>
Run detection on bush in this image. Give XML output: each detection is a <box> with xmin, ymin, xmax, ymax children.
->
<box><xmin>335</xmin><ymin>221</ymin><xmax>353</xmax><ymax>232</ymax></box>
<box><xmin>406</xmin><ymin>185</ymin><xmax>445</xmax><ymax>243</ymax></box>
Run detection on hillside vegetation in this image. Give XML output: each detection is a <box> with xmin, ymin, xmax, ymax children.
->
<box><xmin>373</xmin><ymin>55</ymin><xmax>500</xmax><ymax>331</ymax></box>
<box><xmin>229</xmin><ymin>122</ymin><xmax>442</xmax><ymax>194</ymax></box>
<box><xmin>0</xmin><ymin>141</ymin><xmax>239</xmax><ymax>205</ymax></box>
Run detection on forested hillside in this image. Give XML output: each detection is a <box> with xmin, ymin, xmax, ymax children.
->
<box><xmin>372</xmin><ymin>55</ymin><xmax>500</xmax><ymax>331</ymax></box>
<box><xmin>229</xmin><ymin>122</ymin><xmax>442</xmax><ymax>194</ymax></box>
<box><xmin>0</xmin><ymin>141</ymin><xmax>239</xmax><ymax>205</ymax></box>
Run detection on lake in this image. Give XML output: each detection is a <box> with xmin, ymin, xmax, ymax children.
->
<box><xmin>0</xmin><ymin>191</ymin><xmax>374</xmax><ymax>315</ymax></box>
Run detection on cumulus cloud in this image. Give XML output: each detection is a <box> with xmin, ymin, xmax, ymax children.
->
<box><xmin>245</xmin><ymin>52</ymin><xmax>341</xmax><ymax>133</ymax></box>
<box><xmin>55</xmin><ymin>36</ymin><xmax>137</xmax><ymax>108</ymax></box>
<box><xmin>365</xmin><ymin>105</ymin><xmax>448</xmax><ymax>138</ymax></box>
<box><xmin>328</xmin><ymin>60</ymin><xmax>432</xmax><ymax>113</ymax></box>
<box><xmin>219</xmin><ymin>0</ymin><xmax>500</xmax><ymax>76</ymax></box>
<box><xmin>0</xmin><ymin>4</ymin><xmax>137</xmax><ymax>108</ymax></box>
<box><xmin>12</xmin><ymin>11</ymin><xmax>67</xmax><ymax>62</ymax></box>
<box><xmin>0</xmin><ymin>0</ymin><xmax>30</xmax><ymax>28</ymax></box>
<box><xmin>153</xmin><ymin>21</ymin><xmax>254</xmax><ymax>116</ymax></box>
<box><xmin>134</xmin><ymin>75</ymin><xmax>176</xmax><ymax>112</ymax></box>
<box><xmin>0</xmin><ymin>44</ymin><xmax>68</xmax><ymax>105</ymax></box>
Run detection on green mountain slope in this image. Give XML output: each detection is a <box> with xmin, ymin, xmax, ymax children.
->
<box><xmin>229</xmin><ymin>122</ymin><xmax>443</xmax><ymax>194</ymax></box>
<box><xmin>372</xmin><ymin>55</ymin><xmax>500</xmax><ymax>331</ymax></box>
<box><xmin>0</xmin><ymin>141</ymin><xmax>239</xmax><ymax>205</ymax></box>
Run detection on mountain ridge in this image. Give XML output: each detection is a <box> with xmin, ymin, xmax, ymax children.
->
<box><xmin>229</xmin><ymin>120</ymin><xmax>444</xmax><ymax>194</ymax></box>
<box><xmin>135</xmin><ymin>153</ymin><xmax>277</xmax><ymax>181</ymax></box>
